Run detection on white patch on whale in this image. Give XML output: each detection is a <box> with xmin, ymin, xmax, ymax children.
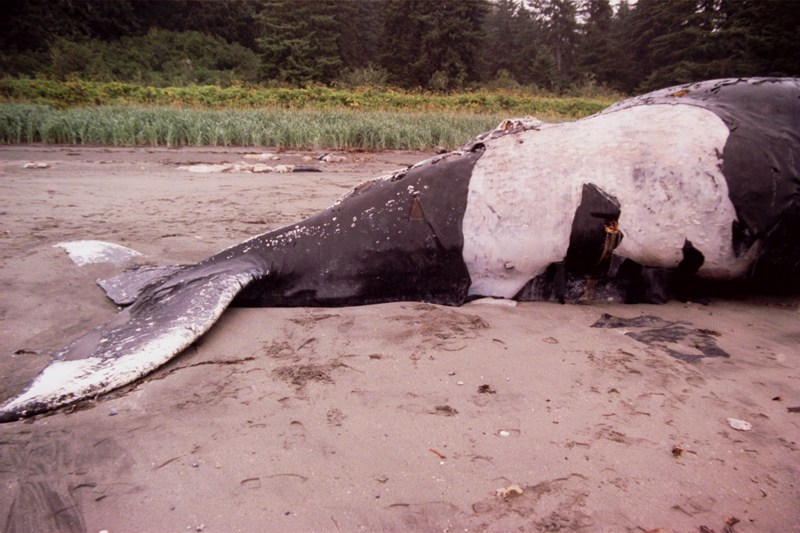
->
<box><xmin>56</xmin><ymin>240</ymin><xmax>143</xmax><ymax>267</ymax></box>
<box><xmin>462</xmin><ymin>104</ymin><xmax>748</xmax><ymax>299</ymax></box>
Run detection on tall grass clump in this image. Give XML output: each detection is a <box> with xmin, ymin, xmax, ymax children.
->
<box><xmin>0</xmin><ymin>104</ymin><xmax>506</xmax><ymax>150</ymax></box>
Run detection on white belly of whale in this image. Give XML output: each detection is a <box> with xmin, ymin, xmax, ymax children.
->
<box><xmin>462</xmin><ymin>104</ymin><xmax>748</xmax><ymax>299</ymax></box>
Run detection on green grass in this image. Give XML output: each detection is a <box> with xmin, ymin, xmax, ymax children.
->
<box><xmin>0</xmin><ymin>104</ymin><xmax>509</xmax><ymax>150</ymax></box>
<box><xmin>0</xmin><ymin>78</ymin><xmax>622</xmax><ymax>149</ymax></box>
<box><xmin>0</xmin><ymin>78</ymin><xmax>617</xmax><ymax>119</ymax></box>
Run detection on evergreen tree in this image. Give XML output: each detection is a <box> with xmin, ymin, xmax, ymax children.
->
<box><xmin>607</xmin><ymin>0</ymin><xmax>638</xmax><ymax>93</ymax></box>
<box><xmin>380</xmin><ymin>1</ymin><xmax>426</xmax><ymax>88</ymax></box>
<box><xmin>418</xmin><ymin>1</ymin><xmax>489</xmax><ymax>89</ymax></box>
<box><xmin>335</xmin><ymin>1</ymin><xmax>385</xmax><ymax>71</ymax></box>
<box><xmin>0</xmin><ymin>1</ymin><xmax>140</xmax><ymax>58</ymax></box>
<box><xmin>528</xmin><ymin>48</ymin><xmax>559</xmax><ymax>90</ymax></box>
<box><xmin>381</xmin><ymin>1</ymin><xmax>488</xmax><ymax>90</ymax></box>
<box><xmin>513</xmin><ymin>6</ymin><xmax>548</xmax><ymax>86</ymax></box>
<box><xmin>130</xmin><ymin>1</ymin><xmax>262</xmax><ymax>51</ymax></box>
<box><xmin>0</xmin><ymin>1</ymin><xmax>262</xmax><ymax>50</ymax></box>
<box><xmin>483</xmin><ymin>0</ymin><xmax>523</xmax><ymax>82</ymax></box>
<box><xmin>633</xmin><ymin>0</ymin><xmax>724</xmax><ymax>92</ymax></box>
<box><xmin>716</xmin><ymin>0</ymin><xmax>800</xmax><ymax>78</ymax></box>
<box><xmin>257</xmin><ymin>0</ymin><xmax>342</xmax><ymax>84</ymax></box>
<box><xmin>482</xmin><ymin>0</ymin><xmax>547</xmax><ymax>86</ymax></box>
<box><xmin>527</xmin><ymin>0</ymin><xmax>580</xmax><ymax>91</ymax></box>
<box><xmin>576</xmin><ymin>0</ymin><xmax>613</xmax><ymax>84</ymax></box>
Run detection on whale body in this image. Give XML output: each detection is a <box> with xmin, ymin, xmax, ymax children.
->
<box><xmin>1</xmin><ymin>77</ymin><xmax>798</xmax><ymax>422</ymax></box>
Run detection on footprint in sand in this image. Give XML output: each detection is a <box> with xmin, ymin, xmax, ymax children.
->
<box><xmin>337</xmin><ymin>317</ymin><xmax>355</xmax><ymax>333</ymax></box>
<box><xmin>283</xmin><ymin>420</ymin><xmax>307</xmax><ymax>450</ymax></box>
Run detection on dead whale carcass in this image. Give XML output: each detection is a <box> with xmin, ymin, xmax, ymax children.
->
<box><xmin>1</xmin><ymin>77</ymin><xmax>798</xmax><ymax>422</ymax></box>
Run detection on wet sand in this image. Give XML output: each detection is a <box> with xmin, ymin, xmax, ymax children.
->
<box><xmin>1</xmin><ymin>145</ymin><xmax>798</xmax><ymax>532</ymax></box>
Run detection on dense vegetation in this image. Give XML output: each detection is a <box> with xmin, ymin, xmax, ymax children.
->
<box><xmin>0</xmin><ymin>103</ymin><xmax>508</xmax><ymax>149</ymax></box>
<box><xmin>2</xmin><ymin>0</ymin><xmax>798</xmax><ymax>94</ymax></box>
<box><xmin>0</xmin><ymin>81</ymin><xmax>610</xmax><ymax>149</ymax></box>
<box><xmin>0</xmin><ymin>79</ymin><xmax>611</xmax><ymax>117</ymax></box>
<box><xmin>1</xmin><ymin>0</ymin><xmax>797</xmax><ymax>150</ymax></box>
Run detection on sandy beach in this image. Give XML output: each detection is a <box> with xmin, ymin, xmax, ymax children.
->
<box><xmin>1</xmin><ymin>145</ymin><xmax>798</xmax><ymax>532</ymax></box>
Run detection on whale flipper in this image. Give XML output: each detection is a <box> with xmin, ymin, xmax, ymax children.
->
<box><xmin>55</xmin><ymin>240</ymin><xmax>190</xmax><ymax>306</ymax></box>
<box><xmin>0</xmin><ymin>266</ymin><xmax>259</xmax><ymax>422</ymax></box>
<box><xmin>55</xmin><ymin>240</ymin><xmax>144</xmax><ymax>267</ymax></box>
<box><xmin>97</xmin><ymin>264</ymin><xmax>188</xmax><ymax>305</ymax></box>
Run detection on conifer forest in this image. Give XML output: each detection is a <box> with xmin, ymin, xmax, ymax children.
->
<box><xmin>3</xmin><ymin>0</ymin><xmax>798</xmax><ymax>95</ymax></box>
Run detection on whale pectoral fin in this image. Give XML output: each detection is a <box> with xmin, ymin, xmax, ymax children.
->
<box><xmin>0</xmin><ymin>268</ymin><xmax>259</xmax><ymax>422</ymax></box>
<box><xmin>55</xmin><ymin>240</ymin><xmax>144</xmax><ymax>267</ymax></box>
<box><xmin>97</xmin><ymin>264</ymin><xmax>188</xmax><ymax>305</ymax></box>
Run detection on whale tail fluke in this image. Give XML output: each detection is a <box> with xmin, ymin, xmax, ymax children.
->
<box><xmin>0</xmin><ymin>267</ymin><xmax>259</xmax><ymax>422</ymax></box>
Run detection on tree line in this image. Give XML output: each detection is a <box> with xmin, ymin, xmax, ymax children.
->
<box><xmin>2</xmin><ymin>0</ymin><xmax>798</xmax><ymax>94</ymax></box>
